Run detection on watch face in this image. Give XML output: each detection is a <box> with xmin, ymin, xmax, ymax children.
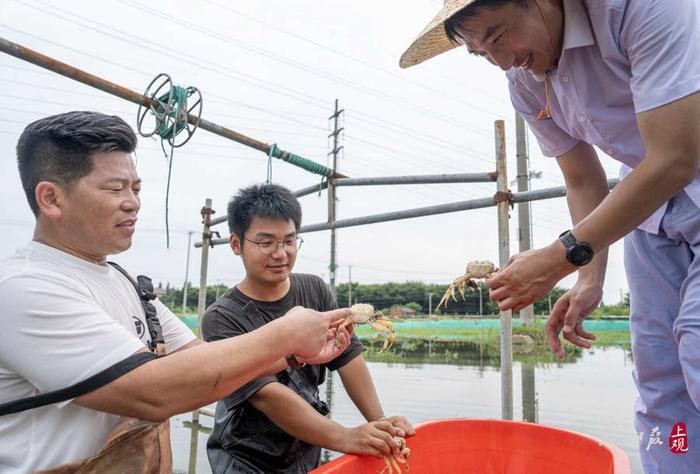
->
<box><xmin>569</xmin><ymin>244</ymin><xmax>593</xmax><ymax>266</ymax></box>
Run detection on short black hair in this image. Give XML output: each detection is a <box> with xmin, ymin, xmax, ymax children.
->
<box><xmin>444</xmin><ymin>0</ymin><xmax>530</xmax><ymax>44</ymax></box>
<box><xmin>227</xmin><ymin>183</ymin><xmax>302</xmax><ymax>239</ymax></box>
<box><xmin>16</xmin><ymin>111</ymin><xmax>137</xmax><ymax>216</ymax></box>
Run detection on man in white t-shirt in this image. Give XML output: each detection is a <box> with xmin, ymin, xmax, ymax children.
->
<box><xmin>0</xmin><ymin>111</ymin><xmax>354</xmax><ymax>473</ymax></box>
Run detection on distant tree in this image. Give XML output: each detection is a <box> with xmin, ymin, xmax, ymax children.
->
<box><xmin>159</xmin><ymin>281</ymin><xmax>575</xmax><ymax>318</ymax></box>
<box><xmin>335</xmin><ymin>281</ymin><xmax>499</xmax><ymax>316</ymax></box>
<box><xmin>160</xmin><ymin>282</ymin><xmax>229</xmax><ymax>314</ymax></box>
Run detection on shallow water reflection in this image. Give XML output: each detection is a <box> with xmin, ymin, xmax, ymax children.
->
<box><xmin>171</xmin><ymin>346</ymin><xmax>641</xmax><ymax>473</ymax></box>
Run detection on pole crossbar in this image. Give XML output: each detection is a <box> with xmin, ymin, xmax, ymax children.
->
<box><xmin>293</xmin><ymin>173</ymin><xmax>495</xmax><ymax>198</ymax></box>
<box><xmin>194</xmin><ymin>179</ymin><xmax>619</xmax><ymax>247</ymax></box>
<box><xmin>0</xmin><ymin>36</ymin><xmax>343</xmax><ymax>179</ymax></box>
<box><xmin>333</xmin><ymin>173</ymin><xmax>497</xmax><ymax>187</ymax></box>
<box><xmin>294</xmin><ymin>181</ymin><xmax>330</xmax><ymax>198</ymax></box>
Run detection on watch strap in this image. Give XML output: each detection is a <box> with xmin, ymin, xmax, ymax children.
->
<box><xmin>559</xmin><ymin>230</ymin><xmax>577</xmax><ymax>248</ymax></box>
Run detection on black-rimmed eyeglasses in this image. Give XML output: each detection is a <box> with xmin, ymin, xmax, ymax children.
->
<box><xmin>244</xmin><ymin>235</ymin><xmax>304</xmax><ymax>255</ymax></box>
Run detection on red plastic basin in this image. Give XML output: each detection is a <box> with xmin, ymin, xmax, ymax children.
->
<box><xmin>311</xmin><ymin>418</ymin><xmax>631</xmax><ymax>474</ymax></box>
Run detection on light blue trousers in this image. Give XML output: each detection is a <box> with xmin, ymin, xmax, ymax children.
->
<box><xmin>625</xmin><ymin>191</ymin><xmax>700</xmax><ymax>473</ymax></box>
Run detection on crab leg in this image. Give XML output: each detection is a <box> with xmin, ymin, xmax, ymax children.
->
<box><xmin>334</xmin><ymin>319</ymin><xmax>354</xmax><ymax>347</ymax></box>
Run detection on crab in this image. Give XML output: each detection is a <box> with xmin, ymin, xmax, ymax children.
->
<box><xmin>337</xmin><ymin>303</ymin><xmax>397</xmax><ymax>352</ymax></box>
<box><xmin>379</xmin><ymin>436</ymin><xmax>410</xmax><ymax>474</ymax></box>
<box><xmin>436</xmin><ymin>260</ymin><xmax>497</xmax><ymax>311</ymax></box>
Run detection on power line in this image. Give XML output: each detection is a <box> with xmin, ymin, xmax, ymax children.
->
<box><xmin>20</xmin><ymin>0</ymin><xmax>506</xmax><ymax>132</ymax></box>
<box><xmin>3</xmin><ymin>7</ymin><xmax>513</xmax><ymax>181</ymax></box>
<box><xmin>5</xmin><ymin>3</ymin><xmax>332</xmax><ymax>109</ymax></box>
<box><xmin>201</xmin><ymin>0</ymin><xmax>513</xmax><ymax>119</ymax></box>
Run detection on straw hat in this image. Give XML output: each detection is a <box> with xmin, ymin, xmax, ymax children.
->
<box><xmin>399</xmin><ymin>0</ymin><xmax>479</xmax><ymax>69</ymax></box>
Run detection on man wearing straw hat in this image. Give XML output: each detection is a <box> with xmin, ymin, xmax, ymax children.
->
<box><xmin>401</xmin><ymin>0</ymin><xmax>700</xmax><ymax>472</ymax></box>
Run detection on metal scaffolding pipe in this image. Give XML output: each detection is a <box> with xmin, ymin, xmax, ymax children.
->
<box><xmin>333</xmin><ymin>173</ymin><xmax>497</xmax><ymax>187</ymax></box>
<box><xmin>0</xmin><ymin>36</ymin><xmax>343</xmax><ymax>179</ymax></box>
<box><xmin>195</xmin><ymin>179</ymin><xmax>619</xmax><ymax>247</ymax></box>
<box><xmin>197</xmin><ymin>199</ymin><xmax>213</xmax><ymax>330</ymax></box>
<box><xmin>292</xmin><ymin>172</ymin><xmax>495</xmax><ymax>199</ymax></box>
<box><xmin>210</xmin><ymin>215</ymin><xmax>228</xmax><ymax>227</ymax></box>
<box><xmin>294</xmin><ymin>181</ymin><xmax>329</xmax><ymax>198</ymax></box>
<box><xmin>494</xmin><ymin>120</ymin><xmax>513</xmax><ymax>421</ymax></box>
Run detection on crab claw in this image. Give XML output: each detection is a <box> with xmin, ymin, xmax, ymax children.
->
<box><xmin>436</xmin><ymin>289</ymin><xmax>452</xmax><ymax>311</ymax></box>
<box><xmin>458</xmin><ymin>283</ymin><xmax>466</xmax><ymax>300</ymax></box>
<box><xmin>380</xmin><ymin>332</ymin><xmax>397</xmax><ymax>352</ymax></box>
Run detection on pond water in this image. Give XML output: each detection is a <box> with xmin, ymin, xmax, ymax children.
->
<box><xmin>170</xmin><ymin>346</ymin><xmax>642</xmax><ymax>473</ymax></box>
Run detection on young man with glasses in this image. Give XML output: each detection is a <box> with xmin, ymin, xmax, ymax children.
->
<box><xmin>201</xmin><ymin>183</ymin><xmax>414</xmax><ymax>473</ymax></box>
<box><xmin>401</xmin><ymin>0</ymin><xmax>700</xmax><ymax>471</ymax></box>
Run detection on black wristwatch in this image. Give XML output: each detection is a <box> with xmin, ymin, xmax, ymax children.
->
<box><xmin>559</xmin><ymin>230</ymin><xmax>594</xmax><ymax>266</ymax></box>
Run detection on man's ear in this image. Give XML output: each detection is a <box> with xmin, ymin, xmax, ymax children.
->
<box><xmin>230</xmin><ymin>233</ymin><xmax>242</xmax><ymax>256</ymax></box>
<box><xmin>34</xmin><ymin>181</ymin><xmax>64</xmax><ymax>220</ymax></box>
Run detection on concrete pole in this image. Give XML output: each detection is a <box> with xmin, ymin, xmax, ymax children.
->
<box><xmin>495</xmin><ymin>120</ymin><xmax>513</xmax><ymax>420</ymax></box>
<box><xmin>327</xmin><ymin>99</ymin><xmax>344</xmax><ymax>299</ymax></box>
<box><xmin>428</xmin><ymin>293</ymin><xmax>433</xmax><ymax>317</ymax></box>
<box><xmin>328</xmin><ymin>185</ymin><xmax>337</xmax><ymax>299</ymax></box>
<box><xmin>182</xmin><ymin>230</ymin><xmax>193</xmax><ymax>315</ymax></box>
<box><xmin>521</xmin><ymin>363</ymin><xmax>538</xmax><ymax>423</ymax></box>
<box><xmin>516</xmin><ymin>114</ymin><xmax>535</xmax><ymax>326</ymax></box>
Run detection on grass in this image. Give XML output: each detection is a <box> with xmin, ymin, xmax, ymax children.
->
<box><xmin>178</xmin><ymin>315</ymin><xmax>631</xmax><ymax>365</ymax></box>
<box><xmin>355</xmin><ymin>319</ymin><xmax>631</xmax><ymax>365</ymax></box>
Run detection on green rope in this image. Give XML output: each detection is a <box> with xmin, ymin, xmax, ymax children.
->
<box><xmin>267</xmin><ymin>143</ymin><xmax>277</xmax><ymax>184</ymax></box>
<box><xmin>160</xmin><ymin>139</ymin><xmax>175</xmax><ymax>248</ymax></box>
<box><xmin>270</xmin><ymin>147</ymin><xmax>334</xmax><ymax>178</ymax></box>
<box><xmin>151</xmin><ymin>85</ymin><xmax>194</xmax><ymax>248</ymax></box>
<box><xmin>154</xmin><ymin>86</ymin><xmax>191</xmax><ymax>140</ymax></box>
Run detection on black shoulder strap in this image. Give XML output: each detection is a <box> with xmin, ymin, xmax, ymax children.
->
<box><xmin>0</xmin><ymin>352</ymin><xmax>156</xmax><ymax>416</ymax></box>
<box><xmin>108</xmin><ymin>261</ymin><xmax>165</xmax><ymax>355</ymax></box>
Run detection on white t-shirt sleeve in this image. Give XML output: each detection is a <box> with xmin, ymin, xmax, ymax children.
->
<box><xmin>0</xmin><ymin>272</ymin><xmax>144</xmax><ymax>394</ymax></box>
<box><xmin>153</xmin><ymin>299</ymin><xmax>197</xmax><ymax>353</ymax></box>
<box><xmin>620</xmin><ymin>0</ymin><xmax>700</xmax><ymax>112</ymax></box>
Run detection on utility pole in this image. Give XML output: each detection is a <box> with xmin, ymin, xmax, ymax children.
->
<box><xmin>182</xmin><ymin>230</ymin><xmax>194</xmax><ymax>315</ymax></box>
<box><xmin>428</xmin><ymin>293</ymin><xmax>434</xmax><ymax>317</ymax></box>
<box><xmin>327</xmin><ymin>99</ymin><xmax>344</xmax><ymax>299</ymax></box>
<box><xmin>348</xmin><ymin>265</ymin><xmax>353</xmax><ymax>307</ymax></box>
<box><xmin>516</xmin><ymin>113</ymin><xmax>535</xmax><ymax>326</ymax></box>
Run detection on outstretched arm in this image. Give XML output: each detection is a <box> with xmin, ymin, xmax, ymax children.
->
<box><xmin>488</xmin><ymin>92</ymin><xmax>700</xmax><ymax>311</ymax></box>
<box><xmin>74</xmin><ymin>307</ymin><xmax>351</xmax><ymax>420</ymax></box>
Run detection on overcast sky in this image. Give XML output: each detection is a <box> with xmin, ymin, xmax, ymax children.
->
<box><xmin>0</xmin><ymin>0</ymin><xmax>629</xmax><ymax>307</ymax></box>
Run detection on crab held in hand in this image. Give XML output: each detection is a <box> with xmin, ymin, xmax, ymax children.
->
<box><xmin>380</xmin><ymin>436</ymin><xmax>410</xmax><ymax>474</ymax></box>
<box><xmin>436</xmin><ymin>260</ymin><xmax>497</xmax><ymax>311</ymax></box>
<box><xmin>336</xmin><ymin>303</ymin><xmax>397</xmax><ymax>352</ymax></box>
